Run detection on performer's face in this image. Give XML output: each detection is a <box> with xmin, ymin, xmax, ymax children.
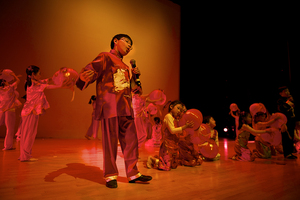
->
<box><xmin>170</xmin><ymin>104</ymin><xmax>183</xmax><ymax>118</ymax></box>
<box><xmin>208</xmin><ymin>117</ymin><xmax>216</xmax><ymax>128</ymax></box>
<box><xmin>32</xmin><ymin>70</ymin><xmax>41</xmax><ymax>81</ymax></box>
<box><xmin>114</xmin><ymin>37</ymin><xmax>132</xmax><ymax>56</ymax></box>
<box><xmin>245</xmin><ymin>114</ymin><xmax>252</xmax><ymax>124</ymax></box>
<box><xmin>280</xmin><ymin>89</ymin><xmax>290</xmax><ymax>98</ymax></box>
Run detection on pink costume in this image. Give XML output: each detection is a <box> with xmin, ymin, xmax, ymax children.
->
<box><xmin>19</xmin><ymin>83</ymin><xmax>49</xmax><ymax>161</ymax></box>
<box><xmin>86</xmin><ymin>100</ymin><xmax>100</xmax><ymax>139</ymax></box>
<box><xmin>145</xmin><ymin>122</ymin><xmax>162</xmax><ymax>147</ymax></box>
<box><xmin>132</xmin><ymin>94</ymin><xmax>147</xmax><ymax>148</ymax></box>
<box><xmin>0</xmin><ymin>82</ymin><xmax>21</xmax><ymax>150</ymax></box>
<box><xmin>76</xmin><ymin>49</ymin><xmax>141</xmax><ymax>182</ymax></box>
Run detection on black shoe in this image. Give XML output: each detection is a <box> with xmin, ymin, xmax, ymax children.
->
<box><xmin>129</xmin><ymin>175</ymin><xmax>152</xmax><ymax>183</ymax></box>
<box><xmin>106</xmin><ymin>180</ymin><xmax>118</xmax><ymax>188</ymax></box>
<box><xmin>285</xmin><ymin>154</ymin><xmax>297</xmax><ymax>159</ymax></box>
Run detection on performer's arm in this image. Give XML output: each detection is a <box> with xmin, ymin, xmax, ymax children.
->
<box><xmin>9</xmin><ymin>71</ymin><xmax>20</xmax><ymax>88</ymax></box>
<box><xmin>130</xmin><ymin>66</ymin><xmax>141</xmax><ymax>92</ymax></box>
<box><xmin>76</xmin><ymin>54</ymin><xmax>105</xmax><ymax>90</ymax></box>
<box><xmin>257</xmin><ymin>116</ymin><xmax>280</xmax><ymax>127</ymax></box>
<box><xmin>242</xmin><ymin>124</ymin><xmax>271</xmax><ymax>136</ymax></box>
<box><xmin>165</xmin><ymin>114</ymin><xmax>193</xmax><ymax>135</ymax></box>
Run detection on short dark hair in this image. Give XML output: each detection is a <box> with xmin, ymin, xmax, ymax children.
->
<box><xmin>110</xmin><ymin>34</ymin><xmax>133</xmax><ymax>49</ymax></box>
<box><xmin>278</xmin><ymin>86</ymin><xmax>288</xmax><ymax>93</ymax></box>
<box><xmin>168</xmin><ymin>100</ymin><xmax>183</xmax><ymax>112</ymax></box>
<box><xmin>238</xmin><ymin>111</ymin><xmax>251</xmax><ymax>130</ymax></box>
<box><xmin>0</xmin><ymin>79</ymin><xmax>6</xmax><ymax>88</ymax></box>
<box><xmin>203</xmin><ymin>116</ymin><xmax>213</xmax><ymax>124</ymax></box>
<box><xmin>25</xmin><ymin>65</ymin><xmax>40</xmax><ymax>90</ymax></box>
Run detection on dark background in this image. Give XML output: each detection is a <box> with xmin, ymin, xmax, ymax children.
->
<box><xmin>176</xmin><ymin>2</ymin><xmax>299</xmax><ymax>138</ymax></box>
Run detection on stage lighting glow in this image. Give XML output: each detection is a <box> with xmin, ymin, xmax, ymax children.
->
<box><xmin>223</xmin><ymin>127</ymin><xmax>228</xmax><ymax>132</ymax></box>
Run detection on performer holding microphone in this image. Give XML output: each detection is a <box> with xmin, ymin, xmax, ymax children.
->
<box><xmin>76</xmin><ymin>34</ymin><xmax>152</xmax><ymax>188</ymax></box>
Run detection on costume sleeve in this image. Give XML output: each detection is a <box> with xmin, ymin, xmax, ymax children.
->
<box><xmin>76</xmin><ymin>53</ymin><xmax>106</xmax><ymax>90</ymax></box>
<box><xmin>277</xmin><ymin>98</ymin><xmax>292</xmax><ymax>114</ymax></box>
<box><xmin>164</xmin><ymin>114</ymin><xmax>182</xmax><ymax>135</ymax></box>
<box><xmin>215</xmin><ymin>130</ymin><xmax>219</xmax><ymax>146</ymax></box>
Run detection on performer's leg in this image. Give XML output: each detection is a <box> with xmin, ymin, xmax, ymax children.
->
<box><xmin>3</xmin><ymin>111</ymin><xmax>16</xmax><ymax>150</ymax></box>
<box><xmin>101</xmin><ymin>117</ymin><xmax>119</xmax><ymax>181</ymax></box>
<box><xmin>19</xmin><ymin>114</ymin><xmax>39</xmax><ymax>161</ymax></box>
<box><xmin>118</xmin><ymin>116</ymin><xmax>141</xmax><ymax>180</ymax></box>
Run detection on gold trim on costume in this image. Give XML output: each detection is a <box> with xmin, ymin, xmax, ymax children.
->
<box><xmin>104</xmin><ymin>175</ymin><xmax>118</xmax><ymax>182</ymax></box>
<box><xmin>128</xmin><ymin>172</ymin><xmax>142</xmax><ymax>181</ymax></box>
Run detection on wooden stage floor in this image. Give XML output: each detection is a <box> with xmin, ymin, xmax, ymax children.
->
<box><xmin>1</xmin><ymin>138</ymin><xmax>299</xmax><ymax>200</ymax></box>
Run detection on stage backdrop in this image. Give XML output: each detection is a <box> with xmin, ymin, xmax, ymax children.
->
<box><xmin>0</xmin><ymin>0</ymin><xmax>180</xmax><ymax>138</ymax></box>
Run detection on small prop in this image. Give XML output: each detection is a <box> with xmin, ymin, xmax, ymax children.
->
<box><xmin>0</xmin><ymin>69</ymin><xmax>16</xmax><ymax>82</ymax></box>
<box><xmin>178</xmin><ymin>109</ymin><xmax>203</xmax><ymax>131</ymax></box>
<box><xmin>148</xmin><ymin>89</ymin><xmax>166</xmax><ymax>105</ymax></box>
<box><xmin>229</xmin><ymin>103</ymin><xmax>239</xmax><ymax>112</ymax></box>
<box><xmin>52</xmin><ymin>67</ymin><xmax>79</xmax><ymax>101</ymax></box>
<box><xmin>249</xmin><ymin>103</ymin><xmax>267</xmax><ymax>117</ymax></box>
<box><xmin>146</xmin><ymin>103</ymin><xmax>158</xmax><ymax>116</ymax></box>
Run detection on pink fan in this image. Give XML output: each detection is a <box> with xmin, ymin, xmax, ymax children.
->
<box><xmin>148</xmin><ymin>89</ymin><xmax>166</xmax><ymax>105</ymax></box>
<box><xmin>146</xmin><ymin>103</ymin><xmax>158</xmax><ymax>115</ymax></box>
<box><xmin>0</xmin><ymin>69</ymin><xmax>14</xmax><ymax>82</ymax></box>
<box><xmin>52</xmin><ymin>67</ymin><xmax>79</xmax><ymax>101</ymax></box>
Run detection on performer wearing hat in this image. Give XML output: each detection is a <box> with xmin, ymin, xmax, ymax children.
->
<box><xmin>277</xmin><ymin>86</ymin><xmax>298</xmax><ymax>159</ymax></box>
<box><xmin>76</xmin><ymin>34</ymin><xmax>152</xmax><ymax>188</ymax></box>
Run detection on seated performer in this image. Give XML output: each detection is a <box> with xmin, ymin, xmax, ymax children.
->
<box><xmin>250</xmin><ymin>103</ymin><xmax>273</xmax><ymax>159</ymax></box>
<box><xmin>201</xmin><ymin>116</ymin><xmax>220</xmax><ymax>161</ymax></box>
<box><xmin>145</xmin><ymin>117</ymin><xmax>162</xmax><ymax>147</ymax></box>
<box><xmin>231</xmin><ymin>111</ymin><xmax>271</xmax><ymax>161</ymax></box>
<box><xmin>76</xmin><ymin>34</ymin><xmax>152</xmax><ymax>188</ymax></box>
<box><xmin>146</xmin><ymin>100</ymin><xmax>194</xmax><ymax>170</ymax></box>
<box><xmin>250</xmin><ymin>103</ymin><xmax>282</xmax><ymax>158</ymax></box>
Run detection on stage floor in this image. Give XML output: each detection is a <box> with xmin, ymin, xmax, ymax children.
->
<box><xmin>0</xmin><ymin>138</ymin><xmax>299</xmax><ymax>200</ymax></box>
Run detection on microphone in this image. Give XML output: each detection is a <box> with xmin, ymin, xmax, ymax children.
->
<box><xmin>130</xmin><ymin>59</ymin><xmax>141</xmax><ymax>86</ymax></box>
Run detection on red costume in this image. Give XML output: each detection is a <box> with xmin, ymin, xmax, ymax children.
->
<box><xmin>76</xmin><ymin>49</ymin><xmax>141</xmax><ymax>182</ymax></box>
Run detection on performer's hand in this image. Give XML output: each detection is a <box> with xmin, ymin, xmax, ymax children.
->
<box><xmin>184</xmin><ymin>121</ymin><xmax>194</xmax><ymax>129</ymax></box>
<box><xmin>132</xmin><ymin>67</ymin><xmax>141</xmax><ymax>75</ymax></box>
<box><xmin>80</xmin><ymin>69</ymin><xmax>94</xmax><ymax>82</ymax></box>
<box><xmin>281</xmin><ymin>124</ymin><xmax>288</xmax><ymax>133</ymax></box>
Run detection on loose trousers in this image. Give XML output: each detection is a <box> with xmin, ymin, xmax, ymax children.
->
<box><xmin>19</xmin><ymin>114</ymin><xmax>39</xmax><ymax>161</ymax></box>
<box><xmin>101</xmin><ymin>116</ymin><xmax>140</xmax><ymax>181</ymax></box>
<box><xmin>0</xmin><ymin>110</ymin><xmax>16</xmax><ymax>150</ymax></box>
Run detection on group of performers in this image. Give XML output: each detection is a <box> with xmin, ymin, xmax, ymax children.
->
<box><xmin>1</xmin><ymin>34</ymin><xmax>299</xmax><ymax>190</ymax></box>
<box><xmin>229</xmin><ymin>86</ymin><xmax>299</xmax><ymax>161</ymax></box>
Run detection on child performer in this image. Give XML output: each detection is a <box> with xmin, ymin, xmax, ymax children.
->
<box><xmin>18</xmin><ymin>65</ymin><xmax>65</xmax><ymax>162</ymax></box>
<box><xmin>202</xmin><ymin>116</ymin><xmax>220</xmax><ymax>161</ymax></box>
<box><xmin>85</xmin><ymin>95</ymin><xmax>100</xmax><ymax>140</ymax></box>
<box><xmin>0</xmin><ymin>71</ymin><xmax>22</xmax><ymax>150</ymax></box>
<box><xmin>153</xmin><ymin>117</ymin><xmax>162</xmax><ymax>145</ymax></box>
<box><xmin>76</xmin><ymin>34</ymin><xmax>152</xmax><ymax>188</ymax></box>
<box><xmin>231</xmin><ymin>111</ymin><xmax>271</xmax><ymax>161</ymax></box>
<box><xmin>277</xmin><ymin>86</ymin><xmax>298</xmax><ymax>159</ymax></box>
<box><xmin>132</xmin><ymin>90</ymin><xmax>163</xmax><ymax>148</ymax></box>
<box><xmin>229</xmin><ymin>103</ymin><xmax>240</xmax><ymax>138</ymax></box>
<box><xmin>146</xmin><ymin>100</ymin><xmax>194</xmax><ymax>170</ymax></box>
